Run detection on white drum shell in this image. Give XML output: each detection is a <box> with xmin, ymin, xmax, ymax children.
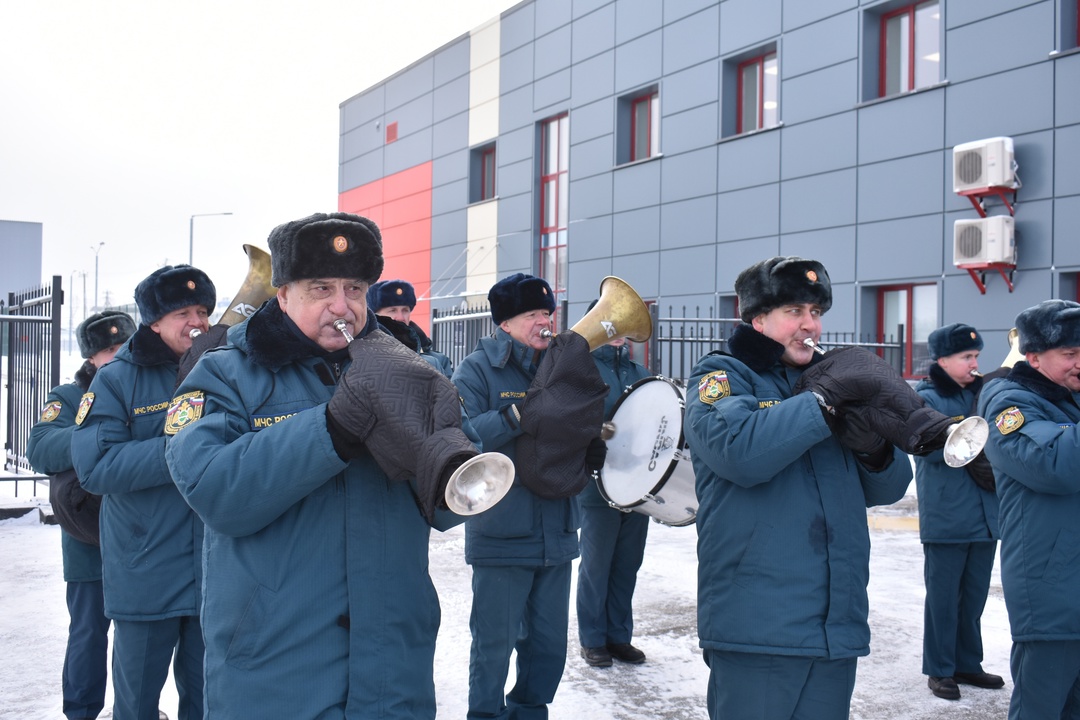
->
<box><xmin>598</xmin><ymin>377</ymin><xmax>698</xmax><ymax>527</ymax></box>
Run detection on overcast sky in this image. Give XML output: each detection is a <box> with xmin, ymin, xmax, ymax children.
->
<box><xmin>0</xmin><ymin>0</ymin><xmax>519</xmax><ymax>311</ymax></box>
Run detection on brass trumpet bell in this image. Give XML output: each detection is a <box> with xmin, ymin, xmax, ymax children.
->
<box><xmin>542</xmin><ymin>276</ymin><xmax>653</xmax><ymax>351</ymax></box>
<box><xmin>220</xmin><ymin>244</ymin><xmax>276</xmax><ymax>327</ymax></box>
<box><xmin>444</xmin><ymin>452</ymin><xmax>516</xmax><ymax>515</ymax></box>
<box><xmin>943</xmin><ymin>416</ymin><xmax>990</xmax><ymax>468</ymax></box>
<box><xmin>1001</xmin><ymin>327</ymin><xmax>1024</xmax><ymax>369</ymax></box>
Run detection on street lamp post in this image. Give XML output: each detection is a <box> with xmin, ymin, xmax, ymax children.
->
<box><xmin>189</xmin><ymin>212</ymin><xmax>233</xmax><ymax>265</ymax></box>
<box><xmin>90</xmin><ymin>242</ymin><xmax>104</xmax><ymax>311</ymax></box>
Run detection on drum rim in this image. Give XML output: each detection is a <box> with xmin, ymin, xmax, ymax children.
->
<box><xmin>598</xmin><ymin>375</ymin><xmax>688</xmax><ymax>510</ymax></box>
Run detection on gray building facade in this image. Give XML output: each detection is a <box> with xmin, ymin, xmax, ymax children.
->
<box><xmin>339</xmin><ymin>0</ymin><xmax>1080</xmax><ymax>377</ymax></box>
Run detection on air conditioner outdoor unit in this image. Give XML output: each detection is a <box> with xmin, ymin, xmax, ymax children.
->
<box><xmin>953</xmin><ymin>216</ymin><xmax>1016</xmax><ymax>265</ymax></box>
<box><xmin>953</xmin><ymin>137</ymin><xmax>1016</xmax><ymax>193</ymax></box>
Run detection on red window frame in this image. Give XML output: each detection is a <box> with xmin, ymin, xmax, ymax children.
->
<box><xmin>736</xmin><ymin>52</ymin><xmax>777</xmax><ymax>134</ymax></box>
<box><xmin>629</xmin><ymin>91</ymin><xmax>658</xmax><ymax>162</ymax></box>
<box><xmin>879</xmin><ymin>1</ymin><xmax>939</xmax><ymax>97</ymax></box>
<box><xmin>876</xmin><ymin>283</ymin><xmax>937</xmax><ymax>378</ymax></box>
<box><xmin>539</xmin><ymin>114</ymin><xmax>569</xmax><ymax>309</ymax></box>
<box><xmin>480</xmin><ymin>146</ymin><xmax>496</xmax><ymax>201</ymax></box>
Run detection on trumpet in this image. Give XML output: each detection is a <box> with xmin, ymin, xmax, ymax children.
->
<box><xmin>801</xmin><ymin>339</ymin><xmax>988</xmax><ymax>467</ymax></box>
<box><xmin>333</xmin><ymin>319</ymin><xmax>354</xmax><ymax>342</ymax></box>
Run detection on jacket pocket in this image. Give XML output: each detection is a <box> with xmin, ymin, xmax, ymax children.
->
<box><xmin>1040</xmin><ymin>529</ymin><xmax>1080</xmax><ymax>585</ymax></box>
<box><xmin>733</xmin><ymin>522</ymin><xmax>774</xmax><ymax>590</ymax></box>
<box><xmin>225</xmin><ymin>584</ymin><xmax>275</xmax><ymax>669</ymax></box>
<box><xmin>473</xmin><ymin>485</ymin><xmax>535</xmax><ymax>539</ymax></box>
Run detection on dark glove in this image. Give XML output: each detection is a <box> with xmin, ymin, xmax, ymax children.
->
<box><xmin>175</xmin><ymin>324</ymin><xmax>229</xmax><ymax>390</ymax></box>
<box><xmin>325</xmin><ymin>372</ymin><xmax>378</xmax><ymax>461</ymax></box>
<box><xmin>794</xmin><ymin>347</ymin><xmax>899</xmax><ymax>411</ymax></box>
<box><xmin>835</xmin><ymin>405</ymin><xmax>893</xmax><ymax>471</ymax></box>
<box><xmin>965</xmin><ymin>451</ymin><xmax>997</xmax><ymax>492</ymax></box>
<box><xmin>585</xmin><ymin>437</ymin><xmax>607</xmax><ymax>474</ymax></box>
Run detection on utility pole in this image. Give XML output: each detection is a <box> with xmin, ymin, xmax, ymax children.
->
<box><xmin>90</xmin><ymin>242</ymin><xmax>104</xmax><ymax>311</ymax></box>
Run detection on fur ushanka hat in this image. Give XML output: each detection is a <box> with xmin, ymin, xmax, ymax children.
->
<box><xmin>928</xmin><ymin>323</ymin><xmax>984</xmax><ymax>360</ymax></box>
<box><xmin>734</xmin><ymin>256</ymin><xmax>832</xmax><ymax>322</ymax></box>
<box><xmin>368</xmin><ymin>279</ymin><xmax>417</xmax><ymax>312</ymax></box>
<box><xmin>76</xmin><ymin>310</ymin><xmax>136</xmax><ymax>358</ymax></box>
<box><xmin>489</xmin><ymin>273</ymin><xmax>556</xmax><ymax>325</ymax></box>
<box><xmin>134</xmin><ymin>265</ymin><xmax>216</xmax><ymax>325</ymax></box>
<box><xmin>268</xmin><ymin>212</ymin><xmax>383</xmax><ymax>287</ymax></box>
<box><xmin>1015</xmin><ymin>299</ymin><xmax>1080</xmax><ymax>353</ymax></box>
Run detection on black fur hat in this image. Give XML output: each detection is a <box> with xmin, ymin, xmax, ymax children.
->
<box><xmin>77</xmin><ymin>310</ymin><xmax>136</xmax><ymax>358</ymax></box>
<box><xmin>489</xmin><ymin>273</ymin><xmax>556</xmax><ymax>324</ymax></box>
<box><xmin>928</xmin><ymin>323</ymin><xmax>984</xmax><ymax>360</ymax></box>
<box><xmin>134</xmin><ymin>265</ymin><xmax>216</xmax><ymax>325</ymax></box>
<box><xmin>367</xmin><ymin>279</ymin><xmax>417</xmax><ymax>311</ymax></box>
<box><xmin>1015</xmin><ymin>299</ymin><xmax>1080</xmax><ymax>353</ymax></box>
<box><xmin>735</xmin><ymin>256</ymin><xmax>832</xmax><ymax>322</ymax></box>
<box><xmin>268</xmin><ymin>212</ymin><xmax>383</xmax><ymax>287</ymax></box>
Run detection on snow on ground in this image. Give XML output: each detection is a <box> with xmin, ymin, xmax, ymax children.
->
<box><xmin>0</xmin><ymin>475</ymin><xmax>1013</xmax><ymax>720</ymax></box>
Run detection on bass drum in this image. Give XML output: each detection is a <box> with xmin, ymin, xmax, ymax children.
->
<box><xmin>597</xmin><ymin>376</ymin><xmax>698</xmax><ymax>527</ymax></box>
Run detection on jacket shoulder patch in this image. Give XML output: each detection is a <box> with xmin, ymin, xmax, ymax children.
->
<box><xmin>995</xmin><ymin>406</ymin><xmax>1024</xmax><ymax>435</ymax></box>
<box><xmin>39</xmin><ymin>401</ymin><xmax>62</xmax><ymax>422</ymax></box>
<box><xmin>164</xmin><ymin>391</ymin><xmax>205</xmax><ymax>436</ymax></box>
<box><xmin>74</xmin><ymin>393</ymin><xmax>94</xmax><ymax>425</ymax></box>
<box><xmin>698</xmin><ymin>371</ymin><xmax>730</xmax><ymax>404</ymax></box>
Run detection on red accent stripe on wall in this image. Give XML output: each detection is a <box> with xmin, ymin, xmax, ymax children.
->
<box><xmin>339</xmin><ymin>162</ymin><xmax>434</xmax><ymax>331</ymax></box>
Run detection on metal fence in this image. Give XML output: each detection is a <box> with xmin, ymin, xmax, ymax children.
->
<box><xmin>432</xmin><ymin>303</ymin><xmax>905</xmax><ymax>386</ymax></box>
<box><xmin>3</xmin><ymin>276</ymin><xmax>62</xmax><ymax>496</ymax></box>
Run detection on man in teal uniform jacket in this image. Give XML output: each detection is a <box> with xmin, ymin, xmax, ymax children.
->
<box><xmin>71</xmin><ymin>265</ymin><xmax>215</xmax><ymax>720</ymax></box>
<box><xmin>914</xmin><ymin>323</ymin><xmax>1003</xmax><ymax>700</ymax></box>
<box><xmin>166</xmin><ymin>212</ymin><xmax>456</xmax><ymax>719</ymax></box>
<box><xmin>27</xmin><ymin>310</ymin><xmax>135</xmax><ymax>720</ymax></box>
<box><xmin>684</xmin><ymin>257</ymin><xmax>912</xmax><ymax>720</ymax></box>
<box><xmin>978</xmin><ymin>299</ymin><xmax>1080</xmax><ymax>720</ymax></box>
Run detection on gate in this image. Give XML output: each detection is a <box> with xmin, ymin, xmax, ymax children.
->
<box><xmin>2</xmin><ymin>275</ymin><xmax>62</xmax><ymax>496</ymax></box>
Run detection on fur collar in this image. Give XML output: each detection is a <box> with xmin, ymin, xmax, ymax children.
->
<box><xmin>244</xmin><ymin>298</ymin><xmax>367</xmax><ymax>370</ymax></box>
<box><xmin>129</xmin><ymin>324</ymin><xmax>180</xmax><ymax>366</ymax></box>
<box><xmin>725</xmin><ymin>323</ymin><xmax>788</xmax><ymax>373</ymax></box>
<box><xmin>75</xmin><ymin>361</ymin><xmax>97</xmax><ymax>392</ymax></box>
<box><xmin>1007</xmin><ymin>361</ymin><xmax>1075</xmax><ymax>404</ymax></box>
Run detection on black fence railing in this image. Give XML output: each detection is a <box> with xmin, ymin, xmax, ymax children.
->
<box><xmin>432</xmin><ymin>303</ymin><xmax>906</xmax><ymax>387</ymax></box>
<box><xmin>3</xmin><ymin>275</ymin><xmax>62</xmax><ymax>497</ymax></box>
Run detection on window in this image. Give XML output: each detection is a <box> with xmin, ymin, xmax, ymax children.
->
<box><xmin>879</xmin><ymin>1</ymin><xmax>940</xmax><ymax>97</ymax></box>
<box><xmin>721</xmin><ymin>43</ymin><xmax>778</xmax><ymax>138</ymax></box>
<box><xmin>737</xmin><ymin>53</ymin><xmax>778</xmax><ymax>134</ymax></box>
<box><xmin>539</xmin><ymin>114</ymin><xmax>569</xmax><ymax>308</ymax></box>
<box><xmin>878</xmin><ymin>283</ymin><xmax>938</xmax><ymax>378</ymax></box>
<box><xmin>616</xmin><ymin>86</ymin><xmax>660</xmax><ymax>165</ymax></box>
<box><xmin>469</xmin><ymin>142</ymin><xmax>496</xmax><ymax>203</ymax></box>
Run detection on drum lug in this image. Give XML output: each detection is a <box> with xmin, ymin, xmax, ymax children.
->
<box><xmin>643</xmin><ymin>492</ymin><xmax>664</xmax><ymax>505</ymax></box>
<box><xmin>606</xmin><ymin>500</ymin><xmax>633</xmax><ymax>513</ymax></box>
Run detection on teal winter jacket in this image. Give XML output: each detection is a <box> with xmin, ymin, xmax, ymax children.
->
<box><xmin>26</xmin><ymin>365</ymin><xmax>102</xmax><ymax>582</ymax></box>
<box><xmin>70</xmin><ymin>327</ymin><xmax>202</xmax><ymax>621</ymax></box>
<box><xmin>684</xmin><ymin>325</ymin><xmax>912</xmax><ymax>659</ymax></box>
<box><xmin>451</xmin><ymin>328</ymin><xmax>580</xmax><ymax>567</ymax></box>
<box><xmin>165</xmin><ymin>301</ymin><xmax>443</xmax><ymax>719</ymax></box>
<box><xmin>914</xmin><ymin>365</ymin><xmax>999</xmax><ymax>543</ymax></box>
<box><xmin>978</xmin><ymin>362</ymin><xmax>1080</xmax><ymax>642</ymax></box>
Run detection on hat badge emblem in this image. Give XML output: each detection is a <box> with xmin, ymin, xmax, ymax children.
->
<box><xmin>806</xmin><ymin>270</ymin><xmax>818</xmax><ymax>282</ymax></box>
<box><xmin>187</xmin><ymin>280</ymin><xmax>196</xmax><ymax>290</ymax></box>
<box><xmin>970</xmin><ymin>331</ymin><xmax>977</xmax><ymax>340</ymax></box>
<box><xmin>109</xmin><ymin>326</ymin><xmax>118</xmax><ymax>335</ymax></box>
<box><xmin>542</xmin><ymin>288</ymin><xmax>549</xmax><ymax>295</ymax></box>
<box><xmin>333</xmin><ymin>235</ymin><xmax>348</xmax><ymax>253</ymax></box>
<box><xmin>395</xmin><ymin>288</ymin><xmax>403</xmax><ymax>296</ymax></box>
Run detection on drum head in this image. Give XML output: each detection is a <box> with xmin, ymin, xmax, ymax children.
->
<box><xmin>600</xmin><ymin>377</ymin><xmax>685</xmax><ymax>507</ymax></box>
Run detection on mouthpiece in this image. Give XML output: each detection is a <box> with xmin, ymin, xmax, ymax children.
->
<box><xmin>803</xmin><ymin>338</ymin><xmax>827</xmax><ymax>356</ymax></box>
<box><xmin>332</xmin><ymin>319</ymin><xmax>354</xmax><ymax>343</ymax></box>
<box><xmin>970</xmin><ymin>369</ymin><xmax>983</xmax><ymax>377</ymax></box>
<box><xmin>189</xmin><ymin>328</ymin><xmax>203</xmax><ymax>339</ymax></box>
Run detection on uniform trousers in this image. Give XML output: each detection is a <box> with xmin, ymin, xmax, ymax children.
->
<box><xmin>111</xmin><ymin>615</ymin><xmax>203</xmax><ymax>720</ymax></box>
<box><xmin>704</xmin><ymin>649</ymin><xmax>857</xmax><ymax>720</ymax></box>
<box><xmin>575</xmin><ymin>503</ymin><xmax>648</xmax><ymax>647</ymax></box>
<box><xmin>468</xmin><ymin>562</ymin><xmax>572</xmax><ymax>720</ymax></box>
<box><xmin>1008</xmin><ymin>640</ymin><xmax>1080</xmax><ymax>720</ymax></box>
<box><xmin>64</xmin><ymin>580</ymin><xmax>111</xmax><ymax>720</ymax></box>
<box><xmin>922</xmin><ymin>541</ymin><xmax>997</xmax><ymax>677</ymax></box>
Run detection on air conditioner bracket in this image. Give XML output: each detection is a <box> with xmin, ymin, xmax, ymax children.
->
<box><xmin>958</xmin><ymin>263</ymin><xmax>1016</xmax><ymax>294</ymax></box>
<box><xmin>959</xmin><ymin>187</ymin><xmax>1017</xmax><ymax>218</ymax></box>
